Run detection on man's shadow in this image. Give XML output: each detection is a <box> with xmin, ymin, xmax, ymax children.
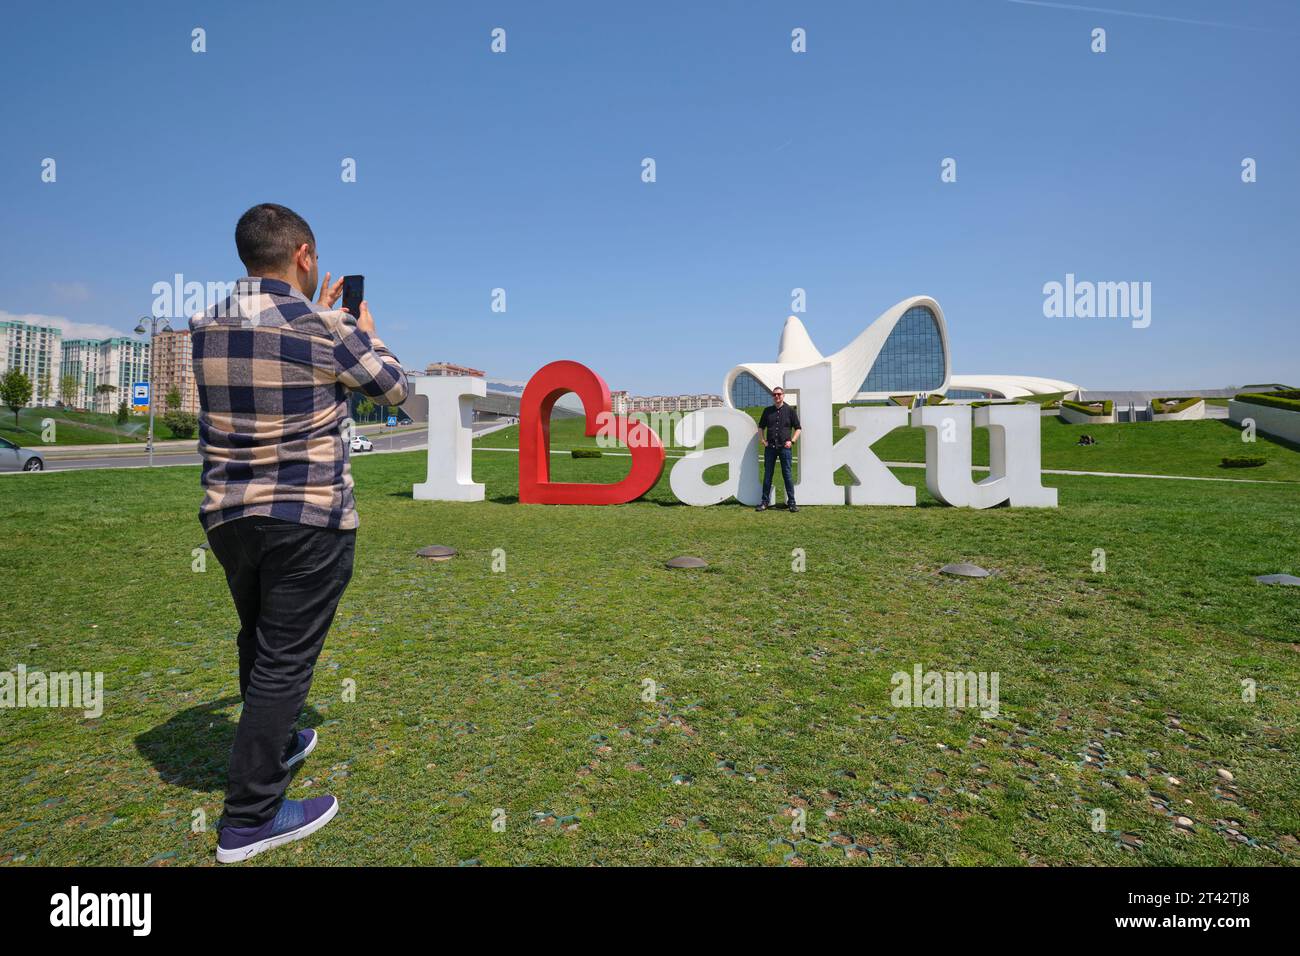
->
<box><xmin>136</xmin><ymin>696</ymin><xmax>324</xmax><ymax>792</ymax></box>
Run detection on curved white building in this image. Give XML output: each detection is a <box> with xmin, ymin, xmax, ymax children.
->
<box><xmin>946</xmin><ymin>374</ymin><xmax>1079</xmax><ymax>401</ymax></box>
<box><xmin>724</xmin><ymin>295</ymin><xmax>1076</xmax><ymax>407</ymax></box>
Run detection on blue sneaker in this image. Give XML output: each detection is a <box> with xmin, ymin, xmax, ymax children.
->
<box><xmin>286</xmin><ymin>728</ymin><xmax>318</xmax><ymax>768</ymax></box>
<box><xmin>216</xmin><ymin>795</ymin><xmax>339</xmax><ymax>863</ymax></box>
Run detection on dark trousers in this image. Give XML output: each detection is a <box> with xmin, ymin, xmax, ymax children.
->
<box><xmin>206</xmin><ymin>516</ymin><xmax>356</xmax><ymax>828</ymax></box>
<box><xmin>762</xmin><ymin>444</ymin><xmax>796</xmax><ymax>506</ymax></box>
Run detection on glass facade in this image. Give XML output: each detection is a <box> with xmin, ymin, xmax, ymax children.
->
<box><xmin>947</xmin><ymin>388</ymin><xmax>1002</xmax><ymax>400</ymax></box>
<box><xmin>858</xmin><ymin>306</ymin><xmax>945</xmax><ymax>394</ymax></box>
<box><xmin>730</xmin><ymin>370</ymin><xmax>773</xmax><ymax>409</ymax></box>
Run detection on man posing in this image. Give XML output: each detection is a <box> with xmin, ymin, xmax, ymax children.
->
<box><xmin>756</xmin><ymin>386</ymin><xmax>800</xmax><ymax>512</ymax></box>
<box><xmin>191</xmin><ymin>203</ymin><xmax>409</xmax><ymax>863</ymax></box>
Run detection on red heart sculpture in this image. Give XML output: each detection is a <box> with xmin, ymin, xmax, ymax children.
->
<box><xmin>518</xmin><ymin>360</ymin><xmax>665</xmax><ymax>504</ymax></box>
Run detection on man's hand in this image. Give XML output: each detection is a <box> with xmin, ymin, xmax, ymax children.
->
<box><xmin>317</xmin><ymin>272</ymin><xmax>344</xmax><ymax>309</ymax></box>
<box><xmin>355</xmin><ymin>301</ymin><xmax>376</xmax><ymax>335</ymax></box>
<box><xmin>784</xmin><ymin>440</ymin><xmax>792</xmax><ymax>448</ymax></box>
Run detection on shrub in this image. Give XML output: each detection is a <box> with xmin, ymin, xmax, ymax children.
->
<box><xmin>1234</xmin><ymin>391</ymin><xmax>1300</xmax><ymax>413</ymax></box>
<box><xmin>1061</xmin><ymin>400</ymin><xmax>1114</xmax><ymax>417</ymax></box>
<box><xmin>571</xmin><ymin>448</ymin><xmax>603</xmax><ymax>459</ymax></box>
<box><xmin>1221</xmin><ymin>456</ymin><xmax>1266</xmax><ymax>468</ymax></box>
<box><xmin>163</xmin><ymin>410</ymin><xmax>198</xmax><ymax>439</ymax></box>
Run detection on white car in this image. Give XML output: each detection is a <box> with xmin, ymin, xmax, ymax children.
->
<box><xmin>350</xmin><ymin>435</ymin><xmax>374</xmax><ymax>452</ymax></box>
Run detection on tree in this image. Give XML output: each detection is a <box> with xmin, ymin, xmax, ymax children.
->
<box><xmin>166</xmin><ymin>385</ymin><xmax>182</xmax><ymax>412</ymax></box>
<box><xmin>163</xmin><ymin>409</ymin><xmax>197</xmax><ymax>440</ymax></box>
<box><xmin>116</xmin><ymin>400</ymin><xmax>129</xmax><ymax>424</ymax></box>
<box><xmin>356</xmin><ymin>397</ymin><xmax>375</xmax><ymax>422</ymax></box>
<box><xmin>95</xmin><ymin>383</ymin><xmax>117</xmax><ymax>415</ymax></box>
<box><xmin>1</xmin><ymin>369</ymin><xmax>33</xmax><ymax>427</ymax></box>
<box><xmin>38</xmin><ymin>371</ymin><xmax>52</xmax><ymax>406</ymax></box>
<box><xmin>60</xmin><ymin>373</ymin><xmax>79</xmax><ymax>409</ymax></box>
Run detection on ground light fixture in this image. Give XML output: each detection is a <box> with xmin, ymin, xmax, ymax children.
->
<box><xmin>1254</xmin><ymin>573</ymin><xmax>1300</xmax><ymax>586</ymax></box>
<box><xmin>417</xmin><ymin>545</ymin><xmax>457</xmax><ymax>561</ymax></box>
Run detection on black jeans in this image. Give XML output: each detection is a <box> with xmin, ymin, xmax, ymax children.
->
<box><xmin>762</xmin><ymin>444</ymin><xmax>796</xmax><ymax>506</ymax></box>
<box><xmin>206</xmin><ymin>516</ymin><xmax>356</xmax><ymax>828</ymax></box>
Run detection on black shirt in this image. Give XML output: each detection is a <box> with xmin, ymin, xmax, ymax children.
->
<box><xmin>759</xmin><ymin>403</ymin><xmax>801</xmax><ymax>445</ymax></box>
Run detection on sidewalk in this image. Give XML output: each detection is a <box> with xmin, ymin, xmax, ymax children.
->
<box><xmin>33</xmin><ymin>423</ymin><xmax>426</xmax><ymax>458</ymax></box>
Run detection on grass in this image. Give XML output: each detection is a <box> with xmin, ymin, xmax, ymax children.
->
<box><xmin>485</xmin><ymin>411</ymin><xmax>1300</xmax><ymax>482</ymax></box>
<box><xmin>0</xmin><ymin>406</ymin><xmax>183</xmax><ymax>447</ymax></box>
<box><xmin>1</xmin><ymin>436</ymin><xmax>1298</xmax><ymax>867</ymax></box>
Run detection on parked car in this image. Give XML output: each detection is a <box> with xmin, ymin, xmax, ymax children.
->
<box><xmin>350</xmin><ymin>435</ymin><xmax>374</xmax><ymax>453</ymax></box>
<box><xmin>0</xmin><ymin>436</ymin><xmax>44</xmax><ymax>472</ymax></box>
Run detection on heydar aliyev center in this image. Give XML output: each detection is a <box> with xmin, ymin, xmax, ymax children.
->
<box><xmin>724</xmin><ymin>295</ymin><xmax>1077</xmax><ymax>408</ymax></box>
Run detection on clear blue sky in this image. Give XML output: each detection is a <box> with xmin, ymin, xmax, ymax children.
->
<box><xmin>2</xmin><ymin>0</ymin><xmax>1296</xmax><ymax>393</ymax></box>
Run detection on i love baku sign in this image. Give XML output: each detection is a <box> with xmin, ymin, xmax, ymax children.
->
<box><xmin>412</xmin><ymin>360</ymin><xmax>1057</xmax><ymax>509</ymax></box>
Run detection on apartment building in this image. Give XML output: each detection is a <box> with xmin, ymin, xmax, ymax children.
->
<box><xmin>151</xmin><ymin>329</ymin><xmax>200</xmax><ymax>414</ymax></box>
<box><xmin>0</xmin><ymin>318</ymin><xmax>63</xmax><ymax>404</ymax></box>
<box><xmin>60</xmin><ymin>337</ymin><xmax>150</xmax><ymax>414</ymax></box>
<box><xmin>425</xmin><ymin>361</ymin><xmax>485</xmax><ymax>377</ymax></box>
<box><xmin>625</xmin><ymin>393</ymin><xmax>724</xmax><ymax>413</ymax></box>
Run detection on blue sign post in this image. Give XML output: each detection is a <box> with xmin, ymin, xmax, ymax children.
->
<box><xmin>387</xmin><ymin>415</ymin><xmax>398</xmax><ymax>427</ymax></box>
<box><xmin>132</xmin><ymin>382</ymin><xmax>150</xmax><ymax>407</ymax></box>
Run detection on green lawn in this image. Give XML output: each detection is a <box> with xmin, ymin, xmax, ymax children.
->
<box><xmin>0</xmin><ymin>407</ymin><xmax>184</xmax><ymax>447</ymax></box>
<box><xmin>867</xmin><ymin>416</ymin><xmax>1300</xmax><ymax>481</ymax></box>
<box><xmin>1</xmin><ymin>447</ymin><xmax>1298</xmax><ymax>866</ymax></box>
<box><xmin>484</xmin><ymin>411</ymin><xmax>1300</xmax><ymax>482</ymax></box>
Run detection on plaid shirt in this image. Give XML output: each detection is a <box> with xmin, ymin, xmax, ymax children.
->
<box><xmin>190</xmin><ymin>277</ymin><xmax>409</xmax><ymax>532</ymax></box>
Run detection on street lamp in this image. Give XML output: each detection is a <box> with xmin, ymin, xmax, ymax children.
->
<box><xmin>133</xmin><ymin>315</ymin><xmax>171</xmax><ymax>467</ymax></box>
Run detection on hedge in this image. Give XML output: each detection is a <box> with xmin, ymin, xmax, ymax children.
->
<box><xmin>571</xmin><ymin>448</ymin><xmax>603</xmax><ymax>459</ymax></box>
<box><xmin>1151</xmin><ymin>397</ymin><xmax>1202</xmax><ymax>414</ymax></box>
<box><xmin>1061</xmin><ymin>400</ymin><xmax>1114</xmax><ymax>417</ymax></box>
<box><xmin>1221</xmin><ymin>456</ymin><xmax>1266</xmax><ymax>468</ymax></box>
<box><xmin>1234</xmin><ymin>390</ymin><xmax>1300</xmax><ymax>413</ymax></box>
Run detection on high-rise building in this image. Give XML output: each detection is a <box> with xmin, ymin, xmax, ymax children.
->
<box><xmin>60</xmin><ymin>337</ymin><xmax>150</xmax><ymax>414</ymax></box>
<box><xmin>151</xmin><ymin>329</ymin><xmax>199</xmax><ymax>414</ymax></box>
<box><xmin>610</xmin><ymin>390</ymin><xmax>630</xmax><ymax>415</ymax></box>
<box><xmin>0</xmin><ymin>318</ymin><xmax>63</xmax><ymax>404</ymax></box>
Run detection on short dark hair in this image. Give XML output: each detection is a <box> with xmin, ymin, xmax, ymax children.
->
<box><xmin>235</xmin><ymin>203</ymin><xmax>315</xmax><ymax>273</ymax></box>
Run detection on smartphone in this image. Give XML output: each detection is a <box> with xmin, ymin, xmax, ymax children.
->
<box><xmin>342</xmin><ymin>275</ymin><xmax>364</xmax><ymax>319</ymax></box>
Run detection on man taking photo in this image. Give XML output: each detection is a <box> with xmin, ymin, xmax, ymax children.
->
<box><xmin>191</xmin><ymin>203</ymin><xmax>409</xmax><ymax>863</ymax></box>
<box><xmin>756</xmin><ymin>386</ymin><xmax>800</xmax><ymax>512</ymax></box>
